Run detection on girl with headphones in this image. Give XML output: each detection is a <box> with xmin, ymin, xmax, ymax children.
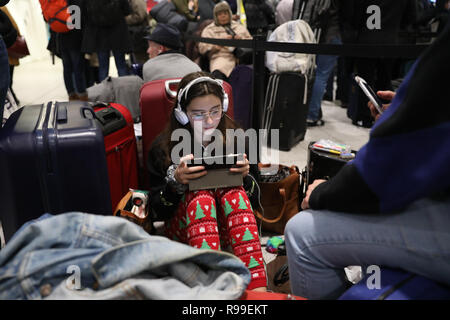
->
<box><xmin>147</xmin><ymin>71</ymin><xmax>267</xmax><ymax>291</ymax></box>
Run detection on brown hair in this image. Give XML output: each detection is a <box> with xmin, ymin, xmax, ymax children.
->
<box><xmin>156</xmin><ymin>71</ymin><xmax>241</xmax><ymax>168</ymax></box>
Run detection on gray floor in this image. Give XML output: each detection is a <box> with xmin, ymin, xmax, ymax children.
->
<box><xmin>11</xmin><ymin>55</ymin><xmax>371</xmax><ymax>264</ymax></box>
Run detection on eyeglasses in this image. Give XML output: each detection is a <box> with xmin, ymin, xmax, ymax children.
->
<box><xmin>188</xmin><ymin>107</ymin><xmax>223</xmax><ymax>121</ymax></box>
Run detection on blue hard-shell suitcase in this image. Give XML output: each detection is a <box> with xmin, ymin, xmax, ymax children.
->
<box><xmin>339</xmin><ymin>268</ymin><xmax>450</xmax><ymax>300</ymax></box>
<box><xmin>0</xmin><ymin>101</ymin><xmax>112</xmax><ymax>242</ymax></box>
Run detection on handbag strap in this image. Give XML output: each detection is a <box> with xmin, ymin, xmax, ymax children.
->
<box><xmin>114</xmin><ymin>191</ymin><xmax>132</xmax><ymax>216</ymax></box>
<box><xmin>223</xmin><ymin>25</ymin><xmax>236</xmax><ymax>38</ymax></box>
<box><xmin>254</xmin><ymin>188</ymin><xmax>288</xmax><ymax>224</ymax></box>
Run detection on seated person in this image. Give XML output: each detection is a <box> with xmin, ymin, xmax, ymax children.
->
<box><xmin>284</xmin><ymin>24</ymin><xmax>450</xmax><ymax>299</ymax></box>
<box><xmin>198</xmin><ymin>1</ymin><xmax>252</xmax><ymax>81</ymax></box>
<box><xmin>147</xmin><ymin>71</ymin><xmax>267</xmax><ymax>291</ymax></box>
<box><xmin>142</xmin><ymin>23</ymin><xmax>201</xmax><ymax>82</ymax></box>
<box><xmin>172</xmin><ymin>0</ymin><xmax>199</xmax><ymax>22</ymax></box>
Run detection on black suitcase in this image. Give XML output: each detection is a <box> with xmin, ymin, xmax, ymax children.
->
<box><xmin>306</xmin><ymin>141</ymin><xmax>356</xmax><ymax>186</ymax></box>
<box><xmin>0</xmin><ymin>101</ymin><xmax>112</xmax><ymax>242</ymax></box>
<box><xmin>262</xmin><ymin>72</ymin><xmax>313</xmax><ymax>151</ymax></box>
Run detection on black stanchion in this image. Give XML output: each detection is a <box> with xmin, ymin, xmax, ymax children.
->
<box><xmin>251</xmin><ymin>35</ymin><xmax>266</xmax><ymax>163</ymax></box>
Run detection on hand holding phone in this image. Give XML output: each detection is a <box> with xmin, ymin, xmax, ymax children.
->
<box><xmin>369</xmin><ymin>90</ymin><xmax>396</xmax><ymax>120</ymax></box>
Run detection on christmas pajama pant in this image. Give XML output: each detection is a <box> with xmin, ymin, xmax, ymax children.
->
<box><xmin>165</xmin><ymin>187</ymin><xmax>267</xmax><ymax>290</ymax></box>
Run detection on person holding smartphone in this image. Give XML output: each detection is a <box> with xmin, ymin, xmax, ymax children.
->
<box><xmin>147</xmin><ymin>72</ymin><xmax>267</xmax><ymax>291</ymax></box>
<box><xmin>284</xmin><ymin>24</ymin><xmax>450</xmax><ymax>299</ymax></box>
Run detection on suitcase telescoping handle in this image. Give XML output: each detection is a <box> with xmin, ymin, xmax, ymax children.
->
<box><xmin>57</xmin><ymin>103</ymin><xmax>68</xmax><ymax>123</ymax></box>
<box><xmin>93</xmin><ymin>104</ymin><xmax>127</xmax><ymax>136</ymax></box>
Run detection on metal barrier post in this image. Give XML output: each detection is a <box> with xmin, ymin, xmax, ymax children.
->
<box><xmin>251</xmin><ymin>35</ymin><xmax>266</xmax><ymax>163</ymax></box>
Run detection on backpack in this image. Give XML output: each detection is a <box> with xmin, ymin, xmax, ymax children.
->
<box><xmin>265</xmin><ymin>20</ymin><xmax>316</xmax><ymax>75</ymax></box>
<box><xmin>39</xmin><ymin>0</ymin><xmax>71</xmax><ymax>33</ymax></box>
<box><xmin>86</xmin><ymin>0</ymin><xmax>124</xmax><ymax>27</ymax></box>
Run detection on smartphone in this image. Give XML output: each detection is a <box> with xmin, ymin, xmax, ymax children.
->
<box><xmin>186</xmin><ymin>153</ymin><xmax>244</xmax><ymax>170</ymax></box>
<box><xmin>354</xmin><ymin>75</ymin><xmax>384</xmax><ymax>115</ymax></box>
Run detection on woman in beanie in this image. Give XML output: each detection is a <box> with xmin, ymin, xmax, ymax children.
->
<box><xmin>198</xmin><ymin>1</ymin><xmax>251</xmax><ymax>81</ymax></box>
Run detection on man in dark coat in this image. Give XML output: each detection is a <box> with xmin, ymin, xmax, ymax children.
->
<box><xmin>243</xmin><ymin>0</ymin><xmax>275</xmax><ymax>37</ymax></box>
<box><xmin>82</xmin><ymin>0</ymin><xmax>133</xmax><ymax>81</ymax></box>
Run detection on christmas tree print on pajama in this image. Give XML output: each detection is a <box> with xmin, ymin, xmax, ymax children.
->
<box><xmin>238</xmin><ymin>193</ymin><xmax>248</xmax><ymax>210</ymax></box>
<box><xmin>247</xmin><ymin>256</ymin><xmax>260</xmax><ymax>269</ymax></box>
<box><xmin>172</xmin><ymin>189</ymin><xmax>267</xmax><ymax>289</ymax></box>
<box><xmin>210</xmin><ymin>200</ymin><xmax>216</xmax><ymax>219</ymax></box>
<box><xmin>242</xmin><ymin>228</ymin><xmax>254</xmax><ymax>241</ymax></box>
<box><xmin>224</xmin><ymin>199</ymin><xmax>233</xmax><ymax>216</ymax></box>
<box><xmin>195</xmin><ymin>201</ymin><xmax>206</xmax><ymax>219</ymax></box>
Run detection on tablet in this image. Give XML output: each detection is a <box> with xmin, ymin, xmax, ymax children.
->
<box><xmin>186</xmin><ymin>153</ymin><xmax>244</xmax><ymax>170</ymax></box>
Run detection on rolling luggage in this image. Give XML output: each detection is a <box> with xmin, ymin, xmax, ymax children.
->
<box><xmin>262</xmin><ymin>72</ymin><xmax>313</xmax><ymax>151</ymax></box>
<box><xmin>93</xmin><ymin>102</ymin><xmax>139</xmax><ymax>211</ymax></box>
<box><xmin>228</xmin><ymin>65</ymin><xmax>253</xmax><ymax>130</ymax></box>
<box><xmin>139</xmin><ymin>78</ymin><xmax>234</xmax><ymax>188</ymax></box>
<box><xmin>0</xmin><ymin>101</ymin><xmax>112</xmax><ymax>242</ymax></box>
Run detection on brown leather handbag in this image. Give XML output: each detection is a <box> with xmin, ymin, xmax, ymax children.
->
<box><xmin>254</xmin><ymin>164</ymin><xmax>302</xmax><ymax>234</ymax></box>
<box><xmin>114</xmin><ymin>191</ymin><xmax>154</xmax><ymax>234</ymax></box>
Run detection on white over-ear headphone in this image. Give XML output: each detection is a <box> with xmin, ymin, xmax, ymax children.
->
<box><xmin>174</xmin><ymin>76</ymin><xmax>229</xmax><ymax>125</ymax></box>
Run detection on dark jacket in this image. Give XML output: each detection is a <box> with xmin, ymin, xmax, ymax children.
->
<box><xmin>81</xmin><ymin>0</ymin><xmax>132</xmax><ymax>53</ymax></box>
<box><xmin>58</xmin><ymin>0</ymin><xmax>85</xmax><ymax>51</ymax></box>
<box><xmin>309</xmin><ymin>24</ymin><xmax>450</xmax><ymax>214</ymax></box>
<box><xmin>348</xmin><ymin>0</ymin><xmax>417</xmax><ymax>45</ymax></box>
<box><xmin>198</xmin><ymin>0</ymin><xmax>220</xmax><ymax>22</ymax></box>
<box><xmin>0</xmin><ymin>8</ymin><xmax>16</xmax><ymax>47</ymax></box>
<box><xmin>147</xmin><ymin>134</ymin><xmax>261</xmax><ymax>221</ymax></box>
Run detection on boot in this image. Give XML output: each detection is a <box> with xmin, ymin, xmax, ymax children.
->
<box><xmin>68</xmin><ymin>93</ymin><xmax>79</xmax><ymax>101</ymax></box>
<box><xmin>77</xmin><ymin>92</ymin><xmax>89</xmax><ymax>101</ymax></box>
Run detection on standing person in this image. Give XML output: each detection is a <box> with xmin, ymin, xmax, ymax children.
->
<box><xmin>58</xmin><ymin>0</ymin><xmax>88</xmax><ymax>101</ymax></box>
<box><xmin>275</xmin><ymin>0</ymin><xmax>293</xmax><ymax>27</ymax></box>
<box><xmin>0</xmin><ymin>6</ymin><xmax>20</xmax><ymax>105</ymax></box>
<box><xmin>0</xmin><ymin>0</ymin><xmax>15</xmax><ymax>122</ymax></box>
<box><xmin>198</xmin><ymin>1</ymin><xmax>252</xmax><ymax>81</ymax></box>
<box><xmin>147</xmin><ymin>71</ymin><xmax>267</xmax><ymax>291</ymax></box>
<box><xmin>197</xmin><ymin>0</ymin><xmax>219</xmax><ymax>22</ymax></box>
<box><xmin>125</xmin><ymin>0</ymin><xmax>150</xmax><ymax>65</ymax></box>
<box><xmin>82</xmin><ymin>0</ymin><xmax>132</xmax><ymax>82</ymax></box>
<box><xmin>350</xmin><ymin>0</ymin><xmax>416</xmax><ymax>128</ymax></box>
<box><xmin>243</xmin><ymin>0</ymin><xmax>275</xmax><ymax>38</ymax></box>
<box><xmin>305</xmin><ymin>0</ymin><xmax>343</xmax><ymax>127</ymax></box>
<box><xmin>142</xmin><ymin>23</ymin><xmax>201</xmax><ymax>82</ymax></box>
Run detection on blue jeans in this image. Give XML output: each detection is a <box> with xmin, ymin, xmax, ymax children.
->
<box><xmin>97</xmin><ymin>50</ymin><xmax>129</xmax><ymax>82</ymax></box>
<box><xmin>60</xmin><ymin>49</ymin><xmax>86</xmax><ymax>95</ymax></box>
<box><xmin>284</xmin><ymin>194</ymin><xmax>450</xmax><ymax>300</ymax></box>
<box><xmin>0</xmin><ymin>36</ymin><xmax>10</xmax><ymax>122</ymax></box>
<box><xmin>307</xmin><ymin>37</ymin><xmax>342</xmax><ymax>121</ymax></box>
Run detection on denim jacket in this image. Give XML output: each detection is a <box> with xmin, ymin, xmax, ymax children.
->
<box><xmin>0</xmin><ymin>212</ymin><xmax>250</xmax><ymax>299</ymax></box>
